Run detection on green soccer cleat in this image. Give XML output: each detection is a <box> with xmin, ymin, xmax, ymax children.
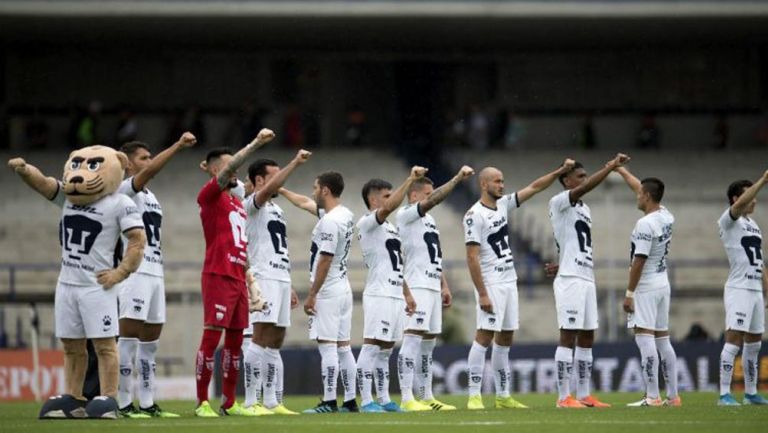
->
<box><xmin>119</xmin><ymin>403</ymin><xmax>151</xmax><ymax>419</ymax></box>
<box><xmin>194</xmin><ymin>401</ymin><xmax>219</xmax><ymax>417</ymax></box>
<box><xmin>421</xmin><ymin>398</ymin><xmax>457</xmax><ymax>411</ymax></box>
<box><xmin>400</xmin><ymin>399</ymin><xmax>432</xmax><ymax>412</ymax></box>
<box><xmin>139</xmin><ymin>404</ymin><xmax>180</xmax><ymax>418</ymax></box>
<box><xmin>467</xmin><ymin>395</ymin><xmax>485</xmax><ymax>410</ymax></box>
<box><xmin>495</xmin><ymin>396</ymin><xmax>529</xmax><ymax>409</ymax></box>
<box><xmin>268</xmin><ymin>404</ymin><xmax>297</xmax><ymax>415</ymax></box>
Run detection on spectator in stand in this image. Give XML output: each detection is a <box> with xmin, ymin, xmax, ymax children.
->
<box><xmin>467</xmin><ymin>104</ymin><xmax>489</xmax><ymax>151</ymax></box>
<box><xmin>284</xmin><ymin>104</ymin><xmax>305</xmax><ymax>149</ymax></box>
<box><xmin>76</xmin><ymin>100</ymin><xmax>101</xmax><ymax>147</ymax></box>
<box><xmin>184</xmin><ymin>105</ymin><xmax>207</xmax><ymax>147</ymax></box>
<box><xmin>345</xmin><ymin>105</ymin><xmax>366</xmax><ymax>147</ymax></box>
<box><xmin>503</xmin><ymin>110</ymin><xmax>525</xmax><ymax>150</ymax></box>
<box><xmin>574</xmin><ymin>113</ymin><xmax>596</xmax><ymax>150</ymax></box>
<box><xmin>115</xmin><ymin>105</ymin><xmax>138</xmax><ymax>147</ymax></box>
<box><xmin>637</xmin><ymin>113</ymin><xmax>660</xmax><ymax>149</ymax></box>
<box><xmin>25</xmin><ymin>109</ymin><xmax>50</xmax><ymax>149</ymax></box>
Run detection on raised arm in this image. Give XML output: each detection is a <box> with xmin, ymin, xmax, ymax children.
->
<box><xmin>279</xmin><ymin>187</ymin><xmax>318</xmax><ymax>216</ymax></box>
<box><xmin>96</xmin><ymin>227</ymin><xmax>146</xmax><ymax>289</ymax></box>
<box><xmin>217</xmin><ymin>128</ymin><xmax>275</xmax><ymax>190</ymax></box>
<box><xmin>254</xmin><ymin>149</ymin><xmax>312</xmax><ymax>207</ymax></box>
<box><xmin>418</xmin><ymin>165</ymin><xmax>475</xmax><ymax>214</ymax></box>
<box><xmin>614</xmin><ymin>166</ymin><xmax>642</xmax><ymax>195</ymax></box>
<box><xmin>516</xmin><ymin>158</ymin><xmax>575</xmax><ymax>205</ymax></box>
<box><xmin>730</xmin><ymin>170</ymin><xmax>768</xmax><ymax>219</ymax></box>
<box><xmin>132</xmin><ymin>132</ymin><xmax>197</xmax><ymax>191</ymax></box>
<box><xmin>375</xmin><ymin>166</ymin><xmax>427</xmax><ymax>222</ymax></box>
<box><xmin>7</xmin><ymin>158</ymin><xmax>59</xmax><ymax>200</ymax></box>
<box><xmin>569</xmin><ymin>153</ymin><xmax>630</xmax><ymax>203</ymax></box>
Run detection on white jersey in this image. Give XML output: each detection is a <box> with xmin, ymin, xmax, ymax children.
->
<box><xmin>397</xmin><ymin>203</ymin><xmax>442</xmax><ymax>291</ymax></box>
<box><xmin>52</xmin><ymin>185</ymin><xmax>143</xmax><ymax>287</ymax></box>
<box><xmin>630</xmin><ymin>206</ymin><xmax>674</xmax><ymax>290</ymax></box>
<box><xmin>117</xmin><ymin>178</ymin><xmax>163</xmax><ymax>277</ymax></box>
<box><xmin>549</xmin><ymin>190</ymin><xmax>594</xmax><ymax>282</ymax></box>
<box><xmin>310</xmin><ymin>205</ymin><xmax>355</xmax><ymax>298</ymax></box>
<box><xmin>719</xmin><ymin>208</ymin><xmax>763</xmax><ymax>291</ymax></box>
<box><xmin>244</xmin><ymin>193</ymin><xmax>291</xmax><ymax>283</ymax></box>
<box><xmin>357</xmin><ymin>212</ymin><xmax>404</xmax><ymax>299</ymax></box>
<box><xmin>463</xmin><ymin>193</ymin><xmax>520</xmax><ymax>286</ymax></box>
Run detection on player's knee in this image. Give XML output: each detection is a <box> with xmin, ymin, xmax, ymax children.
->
<box><xmin>474</xmin><ymin>331</ymin><xmax>493</xmax><ymax>347</ymax></box>
<box><xmin>61</xmin><ymin>338</ymin><xmax>87</xmax><ymax>356</ymax></box>
<box><xmin>92</xmin><ymin>338</ymin><xmax>118</xmax><ymax>357</ymax></box>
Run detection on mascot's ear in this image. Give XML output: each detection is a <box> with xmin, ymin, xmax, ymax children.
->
<box><xmin>115</xmin><ymin>151</ymin><xmax>129</xmax><ymax>170</ymax></box>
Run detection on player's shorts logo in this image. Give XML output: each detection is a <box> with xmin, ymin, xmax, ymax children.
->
<box><xmin>382</xmin><ymin>327</ymin><xmax>389</xmax><ymax>335</ymax></box>
<box><xmin>568</xmin><ymin>317</ymin><xmax>576</xmax><ymax>324</ymax></box>
<box><xmin>737</xmin><ymin>318</ymin><xmax>744</xmax><ymax>326</ymax></box>
<box><xmin>416</xmin><ymin>318</ymin><xmax>424</xmax><ymax>325</ymax></box>
<box><xmin>216</xmin><ymin>312</ymin><xmax>224</xmax><ymax>321</ymax></box>
<box><xmin>134</xmin><ymin>305</ymin><xmax>142</xmax><ymax>313</ymax></box>
<box><xmin>488</xmin><ymin>317</ymin><xmax>496</xmax><ymax>325</ymax></box>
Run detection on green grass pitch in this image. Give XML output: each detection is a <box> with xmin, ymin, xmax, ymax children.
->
<box><xmin>2</xmin><ymin>393</ymin><xmax>767</xmax><ymax>433</ymax></box>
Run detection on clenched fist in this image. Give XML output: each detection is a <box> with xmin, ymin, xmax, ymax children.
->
<box><xmin>295</xmin><ymin>149</ymin><xmax>312</xmax><ymax>164</ymax></box>
<box><xmin>255</xmin><ymin>128</ymin><xmax>276</xmax><ymax>144</ymax></box>
<box><xmin>8</xmin><ymin>158</ymin><xmax>27</xmax><ymax>174</ymax></box>
<box><xmin>411</xmin><ymin>166</ymin><xmax>428</xmax><ymax>179</ymax></box>
<box><xmin>458</xmin><ymin>165</ymin><xmax>475</xmax><ymax>179</ymax></box>
<box><xmin>177</xmin><ymin>132</ymin><xmax>197</xmax><ymax>148</ymax></box>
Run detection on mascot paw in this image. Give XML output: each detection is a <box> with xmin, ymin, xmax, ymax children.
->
<box><xmin>85</xmin><ymin>396</ymin><xmax>119</xmax><ymax>419</ymax></box>
<box><xmin>39</xmin><ymin>394</ymin><xmax>87</xmax><ymax>419</ymax></box>
<box><xmin>7</xmin><ymin>157</ymin><xmax>26</xmax><ymax>172</ymax></box>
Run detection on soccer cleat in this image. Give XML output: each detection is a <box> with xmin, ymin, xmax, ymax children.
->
<box><xmin>340</xmin><ymin>399</ymin><xmax>360</xmax><ymax>413</ymax></box>
<box><xmin>579</xmin><ymin>395</ymin><xmax>612</xmax><ymax>408</ymax></box>
<box><xmin>360</xmin><ymin>402</ymin><xmax>386</xmax><ymax>413</ymax></box>
<box><xmin>380</xmin><ymin>401</ymin><xmax>403</xmax><ymax>412</ymax></box>
<box><xmin>718</xmin><ymin>394</ymin><xmax>741</xmax><ymax>406</ymax></box>
<box><xmin>743</xmin><ymin>393</ymin><xmax>768</xmax><ymax>405</ymax></box>
<box><xmin>495</xmin><ymin>396</ymin><xmax>529</xmax><ymax>409</ymax></box>
<box><xmin>268</xmin><ymin>404</ymin><xmax>298</xmax><ymax>415</ymax></box>
<box><xmin>467</xmin><ymin>395</ymin><xmax>485</xmax><ymax>410</ymax></box>
<box><xmin>244</xmin><ymin>403</ymin><xmax>276</xmax><ymax>416</ymax></box>
<box><xmin>422</xmin><ymin>398</ymin><xmax>457</xmax><ymax>411</ymax></box>
<box><xmin>663</xmin><ymin>396</ymin><xmax>682</xmax><ymax>407</ymax></box>
<box><xmin>194</xmin><ymin>401</ymin><xmax>219</xmax><ymax>417</ymax></box>
<box><xmin>303</xmin><ymin>400</ymin><xmax>338</xmax><ymax>414</ymax></box>
<box><xmin>139</xmin><ymin>403</ymin><xmax>180</xmax><ymax>417</ymax></box>
<box><xmin>556</xmin><ymin>395</ymin><xmax>586</xmax><ymax>408</ymax></box>
<box><xmin>401</xmin><ymin>399</ymin><xmax>432</xmax><ymax>412</ymax></box>
<box><xmin>219</xmin><ymin>401</ymin><xmax>259</xmax><ymax>416</ymax></box>
<box><xmin>119</xmin><ymin>403</ymin><xmax>151</xmax><ymax>419</ymax></box>
<box><xmin>626</xmin><ymin>397</ymin><xmax>663</xmax><ymax>407</ymax></box>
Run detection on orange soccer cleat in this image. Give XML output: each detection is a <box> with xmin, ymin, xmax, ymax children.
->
<box><xmin>556</xmin><ymin>395</ymin><xmax>587</xmax><ymax>408</ymax></box>
<box><xmin>579</xmin><ymin>395</ymin><xmax>611</xmax><ymax>408</ymax></box>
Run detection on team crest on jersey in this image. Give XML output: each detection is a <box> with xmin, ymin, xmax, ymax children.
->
<box><xmin>488</xmin><ymin>317</ymin><xmax>496</xmax><ymax>325</ymax></box>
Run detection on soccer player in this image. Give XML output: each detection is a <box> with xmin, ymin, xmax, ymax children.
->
<box><xmin>717</xmin><ymin>172</ymin><xmax>768</xmax><ymax>406</ymax></box>
<box><xmin>547</xmin><ymin>154</ymin><xmax>628</xmax><ymax>408</ymax></box>
<box><xmin>194</xmin><ymin>129</ymin><xmax>275</xmax><ymax>417</ymax></box>
<box><xmin>116</xmin><ymin>132</ymin><xmax>196</xmax><ymax>418</ymax></box>
<box><xmin>240</xmin><ymin>150</ymin><xmax>311</xmax><ymax>416</ymax></box>
<box><xmin>355</xmin><ymin>167</ymin><xmax>426</xmax><ymax>413</ymax></box>
<box><xmin>282</xmin><ymin>173</ymin><xmax>357</xmax><ymax>413</ymax></box>
<box><xmin>464</xmin><ymin>161</ymin><xmax>574</xmax><ymax>410</ymax></box>
<box><xmin>615</xmin><ymin>167</ymin><xmax>680</xmax><ymax>407</ymax></box>
<box><xmin>396</xmin><ymin>165</ymin><xmax>475</xmax><ymax>412</ymax></box>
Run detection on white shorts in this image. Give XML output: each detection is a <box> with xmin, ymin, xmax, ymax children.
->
<box><xmin>55</xmin><ymin>281</ymin><xmax>119</xmax><ymax>339</ymax></box>
<box><xmin>249</xmin><ymin>279</ymin><xmax>292</xmax><ymax>328</ymax></box>
<box><xmin>118</xmin><ymin>273</ymin><xmax>166</xmax><ymax>324</ymax></box>
<box><xmin>405</xmin><ymin>288</ymin><xmax>442</xmax><ymax>334</ymax></box>
<box><xmin>554</xmin><ymin>276</ymin><xmax>598</xmax><ymax>330</ymax></box>
<box><xmin>627</xmin><ymin>283</ymin><xmax>670</xmax><ymax>331</ymax></box>
<box><xmin>363</xmin><ymin>294</ymin><xmax>406</xmax><ymax>342</ymax></box>
<box><xmin>476</xmin><ymin>282</ymin><xmax>519</xmax><ymax>332</ymax></box>
<box><xmin>724</xmin><ymin>287</ymin><xmax>765</xmax><ymax>334</ymax></box>
<box><xmin>309</xmin><ymin>291</ymin><xmax>353</xmax><ymax>342</ymax></box>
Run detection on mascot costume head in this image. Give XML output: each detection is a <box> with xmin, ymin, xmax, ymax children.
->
<box><xmin>8</xmin><ymin>145</ymin><xmax>146</xmax><ymax>419</ymax></box>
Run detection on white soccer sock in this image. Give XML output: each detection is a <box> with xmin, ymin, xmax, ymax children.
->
<box><xmin>655</xmin><ymin>336</ymin><xmax>678</xmax><ymax>399</ymax></box>
<box><xmin>554</xmin><ymin>346</ymin><xmax>574</xmax><ymax>401</ymax></box>
<box><xmin>743</xmin><ymin>341</ymin><xmax>762</xmax><ymax>395</ymax></box>
<box><xmin>275</xmin><ymin>350</ymin><xmax>284</xmax><ymax>404</ymax></box>
<box><xmin>635</xmin><ymin>334</ymin><xmax>660</xmax><ymax>399</ymax></box>
<box><xmin>243</xmin><ymin>343</ymin><xmax>264</xmax><ymax>407</ymax></box>
<box><xmin>491</xmin><ymin>344</ymin><xmax>511</xmax><ymax>398</ymax></box>
<box><xmin>574</xmin><ymin>346</ymin><xmax>593</xmax><ymax>400</ymax></box>
<box><xmin>467</xmin><ymin>341</ymin><xmax>488</xmax><ymax>398</ymax></box>
<box><xmin>420</xmin><ymin>338</ymin><xmax>437</xmax><ymax>401</ymax></box>
<box><xmin>319</xmin><ymin>343</ymin><xmax>339</xmax><ymax>402</ymax></box>
<box><xmin>375</xmin><ymin>348</ymin><xmax>392</xmax><ymax>404</ymax></box>
<box><xmin>398</xmin><ymin>334</ymin><xmax>422</xmax><ymax>402</ymax></box>
<box><xmin>719</xmin><ymin>342</ymin><xmax>740</xmax><ymax>396</ymax></box>
<box><xmin>137</xmin><ymin>340</ymin><xmax>158</xmax><ymax>408</ymax></box>
<box><xmin>356</xmin><ymin>344</ymin><xmax>380</xmax><ymax>406</ymax></box>
<box><xmin>262</xmin><ymin>347</ymin><xmax>280</xmax><ymax>408</ymax></box>
<box><xmin>337</xmin><ymin>346</ymin><xmax>357</xmax><ymax>402</ymax></box>
<box><xmin>117</xmin><ymin>337</ymin><xmax>139</xmax><ymax>408</ymax></box>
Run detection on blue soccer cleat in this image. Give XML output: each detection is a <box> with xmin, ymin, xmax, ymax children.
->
<box><xmin>360</xmin><ymin>402</ymin><xmax>386</xmax><ymax>413</ymax></box>
<box><xmin>718</xmin><ymin>394</ymin><xmax>741</xmax><ymax>406</ymax></box>
<box><xmin>380</xmin><ymin>401</ymin><xmax>403</xmax><ymax>412</ymax></box>
<box><xmin>743</xmin><ymin>393</ymin><xmax>768</xmax><ymax>405</ymax></box>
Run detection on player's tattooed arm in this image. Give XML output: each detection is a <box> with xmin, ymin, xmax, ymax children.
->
<box><xmin>516</xmin><ymin>158</ymin><xmax>575</xmax><ymax>205</ymax></box>
<box><xmin>376</xmin><ymin>166</ymin><xmax>428</xmax><ymax>223</ymax></box>
<box><xmin>254</xmin><ymin>149</ymin><xmax>312</xmax><ymax>207</ymax></box>
<box><xmin>304</xmin><ymin>253</ymin><xmax>333</xmax><ymax>316</ymax></box>
<box><xmin>467</xmin><ymin>243</ymin><xmax>493</xmax><ymax>313</ymax></box>
<box><xmin>440</xmin><ymin>273</ymin><xmax>452</xmax><ymax>308</ymax></box>
<box><xmin>623</xmin><ymin>255</ymin><xmax>646</xmax><ymax>313</ymax></box>
<box><xmin>730</xmin><ymin>170</ymin><xmax>768</xmax><ymax>219</ymax></box>
<box><xmin>419</xmin><ymin>165</ymin><xmax>475</xmax><ymax>214</ymax></box>
<box><xmin>97</xmin><ymin>227</ymin><xmax>146</xmax><ymax>289</ymax></box>
<box><xmin>614</xmin><ymin>166</ymin><xmax>642</xmax><ymax>195</ymax></box>
<box><xmin>217</xmin><ymin>128</ymin><xmax>275</xmax><ymax>190</ymax></box>
<box><xmin>7</xmin><ymin>158</ymin><xmax>60</xmax><ymax>200</ymax></box>
<box><xmin>278</xmin><ymin>187</ymin><xmax>318</xmax><ymax>215</ymax></box>
<box><xmin>132</xmin><ymin>132</ymin><xmax>196</xmax><ymax>191</ymax></box>
<box><xmin>569</xmin><ymin>153</ymin><xmax>630</xmax><ymax>204</ymax></box>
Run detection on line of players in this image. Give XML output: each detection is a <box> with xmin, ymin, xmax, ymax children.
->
<box><xmin>83</xmin><ymin>128</ymin><xmax>767</xmax><ymax>417</ymax></box>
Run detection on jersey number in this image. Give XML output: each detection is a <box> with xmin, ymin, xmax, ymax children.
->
<box><xmin>423</xmin><ymin>232</ymin><xmax>442</xmax><ymax>265</ymax></box>
<box><xmin>741</xmin><ymin>236</ymin><xmax>763</xmax><ymax>267</ymax></box>
<box><xmin>229</xmin><ymin>212</ymin><xmax>247</xmax><ymax>249</ymax></box>
<box><xmin>575</xmin><ymin>221</ymin><xmax>592</xmax><ymax>254</ymax></box>
<box><xmin>60</xmin><ymin>215</ymin><xmax>103</xmax><ymax>260</ymax></box>
<box><xmin>310</xmin><ymin>242</ymin><xmax>319</xmax><ymax>272</ymax></box>
<box><xmin>487</xmin><ymin>224</ymin><xmax>512</xmax><ymax>259</ymax></box>
<box><xmin>385</xmin><ymin>238</ymin><xmax>404</xmax><ymax>272</ymax></box>
<box><xmin>143</xmin><ymin>211</ymin><xmax>162</xmax><ymax>254</ymax></box>
<box><xmin>267</xmin><ymin>220</ymin><xmax>288</xmax><ymax>255</ymax></box>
